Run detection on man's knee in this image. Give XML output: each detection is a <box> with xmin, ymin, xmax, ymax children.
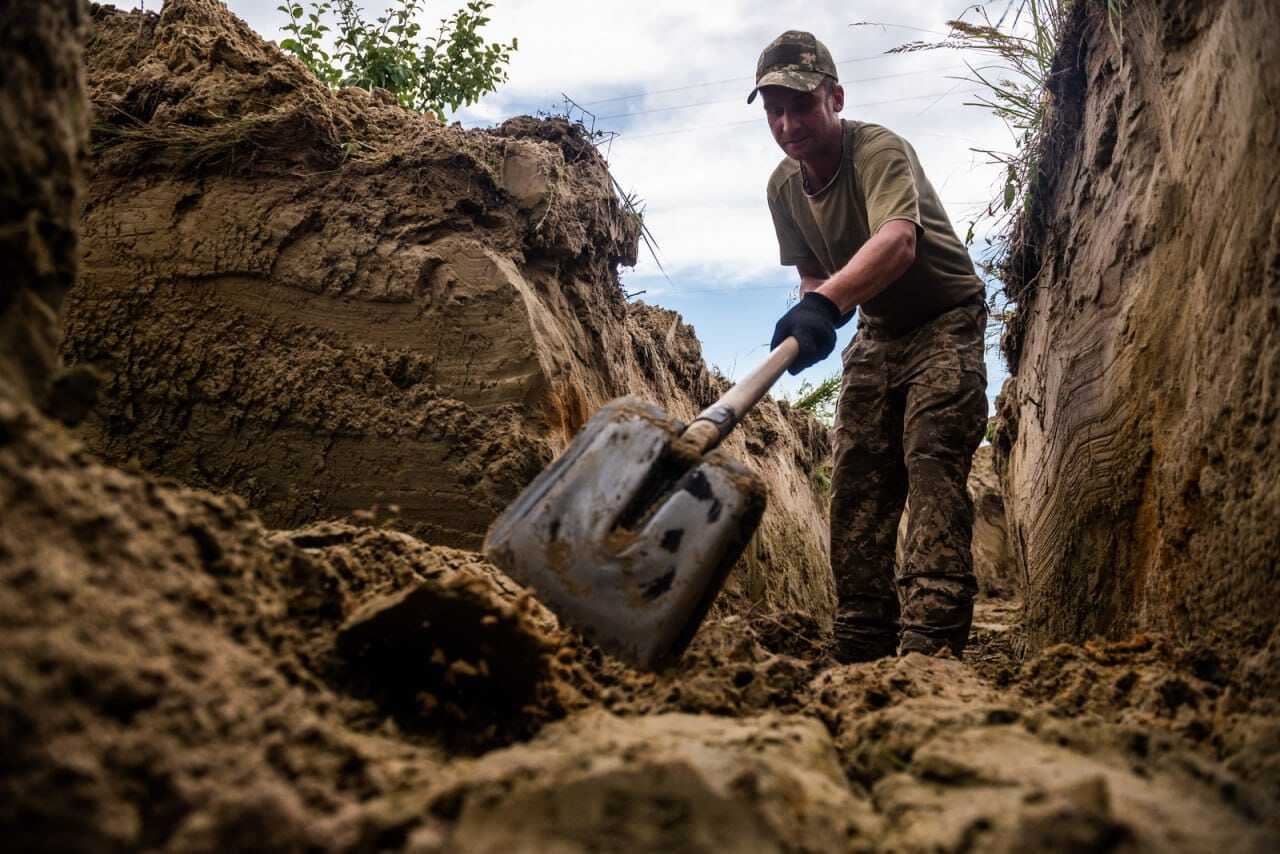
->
<box><xmin>900</xmin><ymin>510</ymin><xmax>978</xmax><ymax>582</ymax></box>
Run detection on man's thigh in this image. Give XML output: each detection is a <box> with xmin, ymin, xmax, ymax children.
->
<box><xmin>896</xmin><ymin>300</ymin><xmax>989</xmax><ymax>579</ymax></box>
<box><xmin>829</xmin><ymin>336</ymin><xmax>907</xmax><ymax>598</ymax></box>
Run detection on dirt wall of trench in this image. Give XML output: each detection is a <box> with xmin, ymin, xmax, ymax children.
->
<box><xmin>0</xmin><ymin>0</ymin><xmax>87</xmax><ymax>408</ymax></box>
<box><xmin>994</xmin><ymin>0</ymin><xmax>1280</xmax><ymax>660</ymax></box>
<box><xmin>63</xmin><ymin>0</ymin><xmax>834</xmax><ymax>622</ymax></box>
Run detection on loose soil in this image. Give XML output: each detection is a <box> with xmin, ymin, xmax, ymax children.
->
<box><xmin>4</xmin><ymin>406</ymin><xmax>1276</xmax><ymax>850</ymax></box>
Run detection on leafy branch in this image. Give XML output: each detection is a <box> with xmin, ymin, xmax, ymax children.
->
<box><xmin>277</xmin><ymin>0</ymin><xmax>516</xmax><ymax>119</ymax></box>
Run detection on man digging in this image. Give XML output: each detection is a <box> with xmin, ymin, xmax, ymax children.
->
<box><xmin>752</xmin><ymin>31</ymin><xmax>989</xmax><ymax>662</ymax></box>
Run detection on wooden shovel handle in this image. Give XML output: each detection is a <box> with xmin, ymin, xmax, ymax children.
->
<box><xmin>679</xmin><ymin>337</ymin><xmax>801</xmax><ymax>456</ymax></box>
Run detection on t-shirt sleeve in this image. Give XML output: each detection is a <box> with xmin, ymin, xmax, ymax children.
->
<box><xmin>768</xmin><ymin>191</ymin><xmax>818</xmax><ymax>267</ymax></box>
<box><xmin>861</xmin><ymin>143</ymin><xmax>924</xmax><ymax>236</ymax></box>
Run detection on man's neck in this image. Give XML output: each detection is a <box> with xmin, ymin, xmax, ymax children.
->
<box><xmin>799</xmin><ymin>121</ymin><xmax>844</xmax><ymax>190</ymax></box>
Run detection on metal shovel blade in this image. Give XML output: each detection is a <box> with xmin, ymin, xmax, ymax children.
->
<box><xmin>483</xmin><ymin>397</ymin><xmax>766</xmax><ymax>670</ymax></box>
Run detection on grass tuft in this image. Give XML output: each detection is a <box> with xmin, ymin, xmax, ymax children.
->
<box><xmin>790</xmin><ymin>372</ymin><xmax>841</xmax><ymax>426</ymax></box>
<box><xmin>90</xmin><ymin>99</ymin><xmax>356</xmax><ymax>175</ymax></box>
<box><xmin>887</xmin><ymin>1</ymin><xmax>1125</xmax><ymax>351</ymax></box>
<box><xmin>889</xmin><ymin>1</ymin><xmax>1069</xmax><ymax>258</ymax></box>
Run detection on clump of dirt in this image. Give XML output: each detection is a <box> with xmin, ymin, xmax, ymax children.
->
<box><xmin>414</xmin><ymin>710</ymin><xmax>883</xmax><ymax>854</ymax></box>
<box><xmin>1017</xmin><ymin>633</ymin><xmax>1280</xmax><ymax>804</ymax></box>
<box><xmin>336</xmin><ymin>583</ymin><xmax>544</xmax><ymax>741</ymax></box>
<box><xmin>281</xmin><ymin>523</ymin><xmax>567</xmax><ymax>749</ymax></box>
<box><xmin>807</xmin><ymin>645</ymin><xmax>1277</xmax><ymax>851</ymax></box>
<box><xmin>808</xmin><ymin>649</ymin><xmax>1017</xmax><ymax>788</ymax></box>
<box><xmin>85</xmin><ymin>0</ymin><xmax>415</xmax><ymax>176</ymax></box>
<box><xmin>0</xmin><ymin>398</ymin><xmax>571</xmax><ymax>849</ymax></box>
<box><xmin>1021</xmin><ymin>635</ymin><xmax>1226</xmax><ymax>732</ymax></box>
<box><xmin>552</xmin><ymin>611</ymin><xmax>833</xmax><ymax>721</ymax></box>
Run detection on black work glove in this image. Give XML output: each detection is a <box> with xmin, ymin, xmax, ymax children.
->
<box><xmin>771</xmin><ymin>292</ymin><xmax>842</xmax><ymax>375</ymax></box>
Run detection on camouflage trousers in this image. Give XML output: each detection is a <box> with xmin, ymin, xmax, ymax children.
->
<box><xmin>829</xmin><ymin>296</ymin><xmax>988</xmax><ymax>658</ymax></box>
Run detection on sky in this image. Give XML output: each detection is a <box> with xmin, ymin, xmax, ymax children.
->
<box><xmin>115</xmin><ymin>0</ymin><xmax>1017</xmax><ymax>405</ymax></box>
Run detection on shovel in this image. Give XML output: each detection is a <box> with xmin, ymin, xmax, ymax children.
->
<box><xmin>483</xmin><ymin>337</ymin><xmax>802</xmax><ymax>670</ymax></box>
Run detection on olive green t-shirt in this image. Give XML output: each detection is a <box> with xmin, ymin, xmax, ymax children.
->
<box><xmin>767</xmin><ymin>120</ymin><xmax>983</xmax><ymax>335</ymax></box>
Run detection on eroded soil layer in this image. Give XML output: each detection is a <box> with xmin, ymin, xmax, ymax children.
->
<box><xmin>994</xmin><ymin>0</ymin><xmax>1280</xmax><ymax>662</ymax></box>
<box><xmin>0</xmin><ymin>0</ymin><xmax>87</xmax><ymax>407</ymax></box>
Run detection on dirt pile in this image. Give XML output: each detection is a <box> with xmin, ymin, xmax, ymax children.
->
<box><xmin>1</xmin><ymin>6</ymin><xmax>562</xmax><ymax>846</ymax></box>
<box><xmin>806</xmin><ymin>643</ymin><xmax>1277</xmax><ymax>852</ymax></box>
<box><xmin>993</xmin><ymin>0</ymin><xmax>1280</xmax><ymax>662</ymax></box>
<box><xmin>5</xmin><ymin>423</ymin><xmax>1275</xmax><ymax>854</ymax></box>
<box><xmin>416</xmin><ymin>711</ymin><xmax>878</xmax><ymax>853</ymax></box>
<box><xmin>1018</xmin><ymin>634</ymin><xmax>1280</xmax><ymax>804</ymax></box>
<box><xmin>0</xmin><ymin>401</ymin><xmax>575</xmax><ymax>850</ymax></box>
<box><xmin>61</xmin><ymin>0</ymin><xmax>834</xmax><ymax>621</ymax></box>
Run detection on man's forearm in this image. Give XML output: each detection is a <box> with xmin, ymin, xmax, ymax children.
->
<box><xmin>799</xmin><ymin>274</ymin><xmax>827</xmax><ymax>294</ymax></box>
<box><xmin>814</xmin><ymin>221</ymin><xmax>916</xmax><ymax>314</ymax></box>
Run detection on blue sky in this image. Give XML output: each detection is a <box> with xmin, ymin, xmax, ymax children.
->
<box><xmin>114</xmin><ymin>0</ymin><xmax>1016</xmax><ymax>406</ymax></box>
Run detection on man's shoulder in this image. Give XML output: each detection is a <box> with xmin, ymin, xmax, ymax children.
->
<box><xmin>850</xmin><ymin>121</ymin><xmax>911</xmax><ymax>162</ymax></box>
<box><xmin>767</xmin><ymin>157</ymin><xmax>802</xmax><ymax>199</ymax></box>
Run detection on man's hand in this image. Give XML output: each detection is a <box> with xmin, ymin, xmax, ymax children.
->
<box><xmin>771</xmin><ymin>292</ymin><xmax>841</xmax><ymax>375</ymax></box>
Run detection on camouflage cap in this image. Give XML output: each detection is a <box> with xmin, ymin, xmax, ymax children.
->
<box><xmin>747</xmin><ymin>30</ymin><xmax>838</xmax><ymax>104</ymax></box>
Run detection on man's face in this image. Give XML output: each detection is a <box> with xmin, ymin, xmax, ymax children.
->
<box><xmin>760</xmin><ymin>83</ymin><xmax>844</xmax><ymax>162</ymax></box>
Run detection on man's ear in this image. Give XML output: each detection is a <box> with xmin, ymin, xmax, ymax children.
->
<box><xmin>830</xmin><ymin>83</ymin><xmax>845</xmax><ymax>112</ymax></box>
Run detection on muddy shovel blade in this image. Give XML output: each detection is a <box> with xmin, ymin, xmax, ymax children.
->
<box><xmin>483</xmin><ymin>397</ymin><xmax>766</xmax><ymax>670</ymax></box>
